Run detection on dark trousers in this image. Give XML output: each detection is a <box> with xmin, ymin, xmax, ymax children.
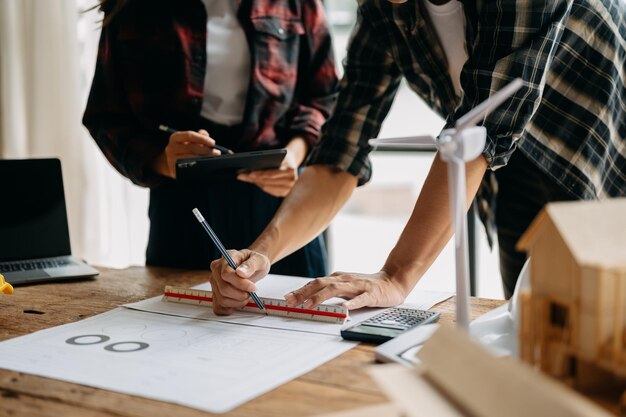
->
<box><xmin>494</xmin><ymin>151</ymin><xmax>576</xmax><ymax>299</ymax></box>
<box><xmin>146</xmin><ymin>180</ymin><xmax>327</xmax><ymax>277</ymax></box>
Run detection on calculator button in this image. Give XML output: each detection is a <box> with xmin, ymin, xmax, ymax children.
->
<box><xmin>361</xmin><ymin>309</ymin><xmax>437</xmax><ymax>331</ymax></box>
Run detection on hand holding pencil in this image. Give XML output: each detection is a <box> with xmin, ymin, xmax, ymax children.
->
<box><xmin>192</xmin><ymin>208</ymin><xmax>268</xmax><ymax>316</ymax></box>
<box><xmin>158</xmin><ymin>125</ymin><xmax>233</xmax><ymax>154</ymax></box>
<box><xmin>152</xmin><ymin>126</ymin><xmax>233</xmax><ymax>179</ymax></box>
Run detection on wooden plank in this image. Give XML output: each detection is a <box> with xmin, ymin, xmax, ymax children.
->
<box><xmin>313</xmin><ymin>403</ymin><xmax>401</xmax><ymax>417</ymax></box>
<box><xmin>0</xmin><ymin>371</ymin><xmax>386</xmax><ymax>417</ymax></box>
<box><xmin>0</xmin><ymin>371</ymin><xmax>210</xmax><ymax>417</ymax></box>
<box><xmin>0</xmin><ymin>393</ymin><xmax>118</xmax><ymax>417</ymax></box>
<box><xmin>230</xmin><ymin>379</ymin><xmax>387</xmax><ymax>417</ymax></box>
<box><xmin>417</xmin><ymin>326</ymin><xmax>613</xmax><ymax>417</ymax></box>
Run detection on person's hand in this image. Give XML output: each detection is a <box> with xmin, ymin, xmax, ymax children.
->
<box><xmin>209</xmin><ymin>249</ymin><xmax>271</xmax><ymax>315</ymax></box>
<box><xmin>153</xmin><ymin>129</ymin><xmax>221</xmax><ymax>178</ymax></box>
<box><xmin>236</xmin><ymin>148</ymin><xmax>300</xmax><ymax>197</ymax></box>
<box><xmin>284</xmin><ymin>271</ymin><xmax>408</xmax><ymax>311</ymax></box>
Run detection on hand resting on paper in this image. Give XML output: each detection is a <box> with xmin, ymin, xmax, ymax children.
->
<box><xmin>284</xmin><ymin>271</ymin><xmax>407</xmax><ymax>310</ymax></box>
<box><xmin>209</xmin><ymin>249</ymin><xmax>271</xmax><ymax>315</ymax></box>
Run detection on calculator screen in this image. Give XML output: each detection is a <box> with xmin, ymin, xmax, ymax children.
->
<box><xmin>348</xmin><ymin>325</ymin><xmax>403</xmax><ymax>338</ymax></box>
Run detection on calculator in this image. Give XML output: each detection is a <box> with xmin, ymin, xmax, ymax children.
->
<box><xmin>340</xmin><ymin>307</ymin><xmax>440</xmax><ymax>344</ymax></box>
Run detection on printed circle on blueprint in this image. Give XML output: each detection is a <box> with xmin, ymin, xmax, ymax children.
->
<box><xmin>66</xmin><ymin>334</ymin><xmax>111</xmax><ymax>345</ymax></box>
<box><xmin>104</xmin><ymin>341</ymin><xmax>150</xmax><ymax>353</ymax></box>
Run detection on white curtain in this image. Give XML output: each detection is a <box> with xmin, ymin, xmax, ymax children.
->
<box><xmin>0</xmin><ymin>0</ymin><xmax>149</xmax><ymax>268</ymax></box>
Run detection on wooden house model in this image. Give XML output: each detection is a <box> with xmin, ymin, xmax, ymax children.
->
<box><xmin>517</xmin><ymin>198</ymin><xmax>626</xmax><ymax>391</ymax></box>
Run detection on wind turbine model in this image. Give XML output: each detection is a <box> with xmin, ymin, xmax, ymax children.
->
<box><xmin>369</xmin><ymin>78</ymin><xmax>523</xmax><ymax>330</ymax></box>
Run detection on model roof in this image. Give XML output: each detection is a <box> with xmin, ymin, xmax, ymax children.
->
<box><xmin>518</xmin><ymin>198</ymin><xmax>626</xmax><ymax>271</ymax></box>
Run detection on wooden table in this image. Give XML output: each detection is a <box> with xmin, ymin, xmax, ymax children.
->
<box><xmin>0</xmin><ymin>267</ymin><xmax>504</xmax><ymax>417</ymax></box>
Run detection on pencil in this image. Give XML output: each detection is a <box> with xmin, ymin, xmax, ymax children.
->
<box><xmin>158</xmin><ymin>124</ymin><xmax>234</xmax><ymax>154</ymax></box>
<box><xmin>191</xmin><ymin>208</ymin><xmax>267</xmax><ymax>314</ymax></box>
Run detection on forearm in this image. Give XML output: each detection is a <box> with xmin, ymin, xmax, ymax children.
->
<box><xmin>152</xmin><ymin>152</ymin><xmax>170</xmax><ymax>178</ymax></box>
<box><xmin>285</xmin><ymin>136</ymin><xmax>308</xmax><ymax>166</ymax></box>
<box><xmin>382</xmin><ymin>153</ymin><xmax>488</xmax><ymax>294</ymax></box>
<box><xmin>250</xmin><ymin>164</ymin><xmax>357</xmax><ymax>263</ymax></box>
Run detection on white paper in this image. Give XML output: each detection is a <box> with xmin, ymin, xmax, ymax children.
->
<box><xmin>0</xmin><ymin>308</ymin><xmax>355</xmax><ymax>413</ymax></box>
<box><xmin>469</xmin><ymin>304</ymin><xmax>517</xmax><ymax>357</ymax></box>
<box><xmin>125</xmin><ymin>274</ymin><xmax>453</xmax><ymax>336</ymax></box>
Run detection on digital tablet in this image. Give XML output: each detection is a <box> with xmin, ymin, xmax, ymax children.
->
<box><xmin>175</xmin><ymin>148</ymin><xmax>287</xmax><ymax>182</ymax></box>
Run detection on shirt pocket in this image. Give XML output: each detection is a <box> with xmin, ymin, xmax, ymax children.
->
<box><xmin>250</xmin><ymin>16</ymin><xmax>304</xmax><ymax>86</ymax></box>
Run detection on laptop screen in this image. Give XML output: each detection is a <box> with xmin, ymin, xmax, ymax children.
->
<box><xmin>0</xmin><ymin>159</ymin><xmax>72</xmax><ymax>262</ymax></box>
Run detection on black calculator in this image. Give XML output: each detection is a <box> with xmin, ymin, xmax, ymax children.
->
<box><xmin>340</xmin><ymin>307</ymin><xmax>440</xmax><ymax>344</ymax></box>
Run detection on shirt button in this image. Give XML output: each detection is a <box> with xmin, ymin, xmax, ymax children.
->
<box><xmin>277</xmin><ymin>27</ymin><xmax>285</xmax><ymax>35</ymax></box>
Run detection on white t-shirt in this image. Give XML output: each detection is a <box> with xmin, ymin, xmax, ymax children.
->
<box><xmin>423</xmin><ymin>0</ymin><xmax>468</xmax><ymax>97</ymax></box>
<box><xmin>200</xmin><ymin>0</ymin><xmax>251</xmax><ymax>125</ymax></box>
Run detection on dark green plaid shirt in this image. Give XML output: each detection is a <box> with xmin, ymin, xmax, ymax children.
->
<box><xmin>307</xmin><ymin>0</ymin><xmax>626</xmax><ymax>242</ymax></box>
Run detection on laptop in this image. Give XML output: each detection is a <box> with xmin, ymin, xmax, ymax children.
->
<box><xmin>0</xmin><ymin>158</ymin><xmax>99</xmax><ymax>285</ymax></box>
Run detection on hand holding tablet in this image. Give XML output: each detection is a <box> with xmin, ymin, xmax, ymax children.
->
<box><xmin>175</xmin><ymin>149</ymin><xmax>287</xmax><ymax>182</ymax></box>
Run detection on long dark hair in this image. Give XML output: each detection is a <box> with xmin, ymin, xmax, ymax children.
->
<box><xmin>86</xmin><ymin>0</ymin><xmax>129</xmax><ymax>26</ymax></box>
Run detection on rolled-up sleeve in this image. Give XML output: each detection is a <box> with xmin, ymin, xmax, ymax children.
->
<box><xmin>305</xmin><ymin>3</ymin><xmax>402</xmax><ymax>186</ymax></box>
<box><xmin>453</xmin><ymin>0</ymin><xmax>573</xmax><ymax>170</ymax></box>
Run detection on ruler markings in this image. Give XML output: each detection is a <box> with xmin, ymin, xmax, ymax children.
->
<box><xmin>162</xmin><ymin>286</ymin><xmax>348</xmax><ymax>323</ymax></box>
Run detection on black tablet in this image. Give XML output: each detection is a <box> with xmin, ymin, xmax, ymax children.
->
<box><xmin>175</xmin><ymin>149</ymin><xmax>287</xmax><ymax>182</ymax></box>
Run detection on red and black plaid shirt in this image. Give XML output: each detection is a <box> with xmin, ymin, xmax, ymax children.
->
<box><xmin>83</xmin><ymin>0</ymin><xmax>339</xmax><ymax>187</ymax></box>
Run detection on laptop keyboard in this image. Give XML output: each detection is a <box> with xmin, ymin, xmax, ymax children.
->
<box><xmin>0</xmin><ymin>258</ymin><xmax>75</xmax><ymax>272</ymax></box>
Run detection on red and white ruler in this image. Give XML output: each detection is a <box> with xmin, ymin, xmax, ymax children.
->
<box><xmin>162</xmin><ymin>285</ymin><xmax>349</xmax><ymax>324</ymax></box>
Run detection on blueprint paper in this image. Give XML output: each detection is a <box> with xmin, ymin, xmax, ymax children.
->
<box><xmin>0</xmin><ymin>308</ymin><xmax>356</xmax><ymax>413</ymax></box>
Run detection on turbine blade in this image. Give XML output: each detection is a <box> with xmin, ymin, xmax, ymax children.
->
<box><xmin>455</xmin><ymin>78</ymin><xmax>523</xmax><ymax>132</ymax></box>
